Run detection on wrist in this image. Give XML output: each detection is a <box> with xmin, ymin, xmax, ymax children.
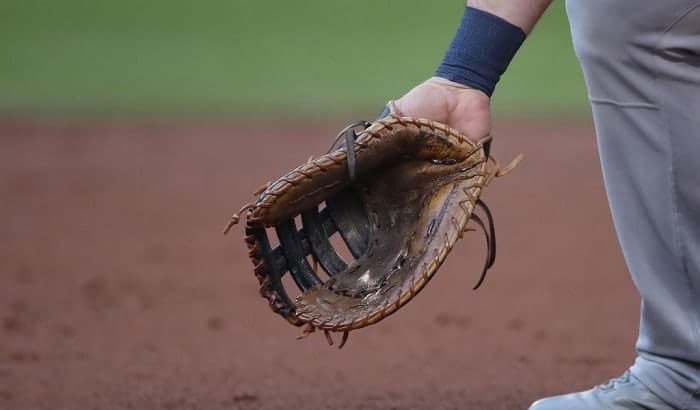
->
<box><xmin>426</xmin><ymin>76</ymin><xmax>488</xmax><ymax>96</ymax></box>
<box><xmin>435</xmin><ymin>6</ymin><xmax>526</xmax><ymax>97</ymax></box>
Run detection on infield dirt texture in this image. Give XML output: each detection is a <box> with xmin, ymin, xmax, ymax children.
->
<box><xmin>1</xmin><ymin>118</ymin><xmax>639</xmax><ymax>410</ymax></box>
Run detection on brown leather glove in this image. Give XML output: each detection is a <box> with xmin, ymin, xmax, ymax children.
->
<box><xmin>224</xmin><ymin>102</ymin><xmax>521</xmax><ymax>348</ymax></box>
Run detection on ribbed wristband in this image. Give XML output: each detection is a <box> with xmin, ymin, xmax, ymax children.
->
<box><xmin>436</xmin><ymin>7</ymin><xmax>526</xmax><ymax>97</ymax></box>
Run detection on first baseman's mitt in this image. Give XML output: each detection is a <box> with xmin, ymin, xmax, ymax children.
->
<box><xmin>225</xmin><ymin>102</ymin><xmax>520</xmax><ymax>348</ymax></box>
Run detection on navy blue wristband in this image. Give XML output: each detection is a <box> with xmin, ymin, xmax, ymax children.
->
<box><xmin>436</xmin><ymin>7</ymin><xmax>526</xmax><ymax>97</ymax></box>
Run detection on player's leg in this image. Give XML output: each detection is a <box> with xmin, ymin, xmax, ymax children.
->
<box><xmin>531</xmin><ymin>1</ymin><xmax>700</xmax><ymax>409</ymax></box>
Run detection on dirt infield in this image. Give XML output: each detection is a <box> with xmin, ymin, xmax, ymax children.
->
<box><xmin>0</xmin><ymin>118</ymin><xmax>640</xmax><ymax>410</ymax></box>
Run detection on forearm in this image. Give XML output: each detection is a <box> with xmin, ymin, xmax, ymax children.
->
<box><xmin>468</xmin><ymin>0</ymin><xmax>553</xmax><ymax>33</ymax></box>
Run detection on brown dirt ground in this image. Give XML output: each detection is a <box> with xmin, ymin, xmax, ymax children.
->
<box><xmin>0</xmin><ymin>117</ymin><xmax>640</xmax><ymax>410</ymax></box>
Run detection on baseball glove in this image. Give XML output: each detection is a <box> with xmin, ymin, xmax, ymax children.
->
<box><xmin>224</xmin><ymin>102</ymin><xmax>520</xmax><ymax>348</ymax></box>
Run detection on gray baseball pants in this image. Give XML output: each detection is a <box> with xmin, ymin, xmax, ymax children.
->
<box><xmin>566</xmin><ymin>1</ymin><xmax>700</xmax><ymax>408</ymax></box>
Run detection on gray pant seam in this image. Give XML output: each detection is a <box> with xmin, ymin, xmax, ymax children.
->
<box><xmin>588</xmin><ymin>98</ymin><xmax>657</xmax><ymax>109</ymax></box>
<box><xmin>651</xmin><ymin>3</ymin><xmax>700</xmax><ymax>409</ymax></box>
<box><xmin>660</xmin><ymin>2</ymin><xmax>700</xmax><ymax>36</ymax></box>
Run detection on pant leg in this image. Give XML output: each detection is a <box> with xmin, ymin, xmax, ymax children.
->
<box><xmin>566</xmin><ymin>1</ymin><xmax>700</xmax><ymax>408</ymax></box>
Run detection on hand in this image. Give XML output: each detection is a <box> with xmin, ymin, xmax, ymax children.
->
<box><xmin>394</xmin><ymin>77</ymin><xmax>491</xmax><ymax>140</ymax></box>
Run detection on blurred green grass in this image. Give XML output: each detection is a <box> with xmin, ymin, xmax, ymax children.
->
<box><xmin>0</xmin><ymin>0</ymin><xmax>588</xmax><ymax>117</ymax></box>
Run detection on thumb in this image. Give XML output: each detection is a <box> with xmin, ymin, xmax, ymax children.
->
<box><xmin>448</xmin><ymin>92</ymin><xmax>492</xmax><ymax>140</ymax></box>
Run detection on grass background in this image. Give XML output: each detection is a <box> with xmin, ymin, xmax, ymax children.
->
<box><xmin>0</xmin><ymin>0</ymin><xmax>588</xmax><ymax>117</ymax></box>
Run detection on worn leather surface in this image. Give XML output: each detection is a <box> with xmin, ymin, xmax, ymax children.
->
<box><xmin>233</xmin><ymin>113</ymin><xmax>504</xmax><ymax>343</ymax></box>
